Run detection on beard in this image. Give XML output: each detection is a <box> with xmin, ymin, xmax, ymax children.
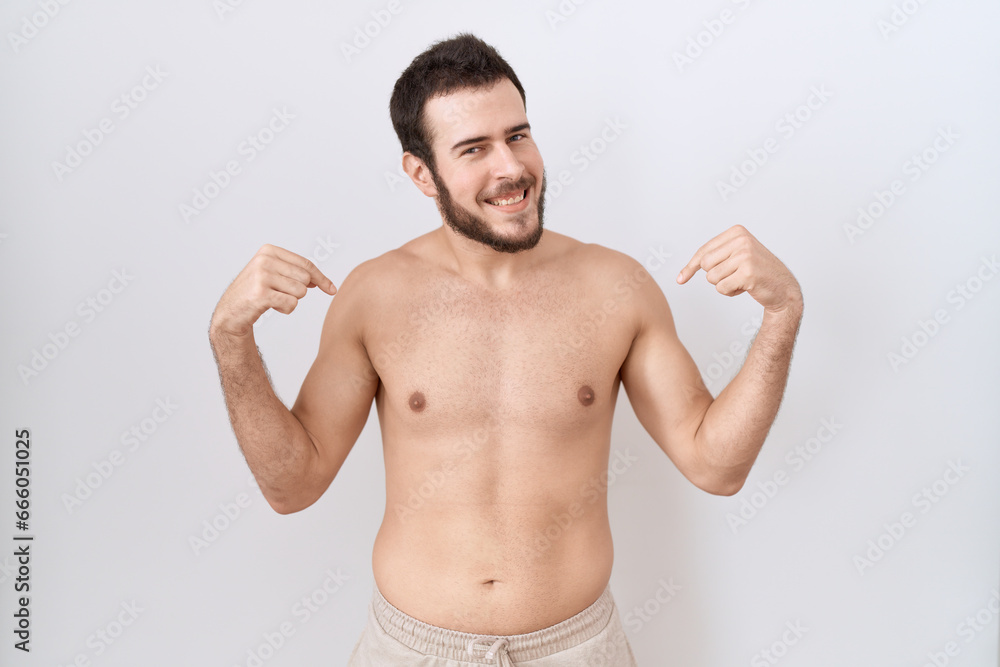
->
<box><xmin>431</xmin><ymin>167</ymin><xmax>546</xmax><ymax>254</ymax></box>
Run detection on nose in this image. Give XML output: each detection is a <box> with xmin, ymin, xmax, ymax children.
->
<box><xmin>491</xmin><ymin>142</ymin><xmax>524</xmax><ymax>182</ymax></box>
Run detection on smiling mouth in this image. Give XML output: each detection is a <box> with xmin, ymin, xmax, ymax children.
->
<box><xmin>485</xmin><ymin>189</ymin><xmax>528</xmax><ymax>208</ymax></box>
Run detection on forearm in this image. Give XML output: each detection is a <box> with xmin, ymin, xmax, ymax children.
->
<box><xmin>209</xmin><ymin>328</ymin><xmax>321</xmax><ymax>511</ymax></box>
<box><xmin>694</xmin><ymin>301</ymin><xmax>803</xmax><ymax>491</ymax></box>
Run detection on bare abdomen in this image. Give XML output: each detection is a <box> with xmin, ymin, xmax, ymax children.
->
<box><xmin>371</xmin><ymin>448</ymin><xmax>616</xmax><ymax>635</ymax></box>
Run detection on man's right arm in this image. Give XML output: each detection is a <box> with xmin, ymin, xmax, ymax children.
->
<box><xmin>208</xmin><ymin>244</ymin><xmax>379</xmax><ymax>514</ymax></box>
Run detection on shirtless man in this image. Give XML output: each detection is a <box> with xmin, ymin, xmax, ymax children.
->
<box><xmin>209</xmin><ymin>34</ymin><xmax>802</xmax><ymax>666</ymax></box>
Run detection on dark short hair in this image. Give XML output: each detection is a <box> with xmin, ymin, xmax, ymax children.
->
<box><xmin>389</xmin><ymin>33</ymin><xmax>527</xmax><ymax>172</ymax></box>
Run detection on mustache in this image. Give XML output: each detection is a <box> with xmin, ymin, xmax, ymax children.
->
<box><xmin>481</xmin><ymin>176</ymin><xmax>536</xmax><ymax>201</ymax></box>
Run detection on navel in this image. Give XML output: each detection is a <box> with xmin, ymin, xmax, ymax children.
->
<box><xmin>408</xmin><ymin>391</ymin><xmax>426</xmax><ymax>412</ymax></box>
<box><xmin>577</xmin><ymin>385</ymin><xmax>595</xmax><ymax>406</ymax></box>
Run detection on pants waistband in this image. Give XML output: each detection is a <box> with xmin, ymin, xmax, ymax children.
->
<box><xmin>371</xmin><ymin>583</ymin><xmax>616</xmax><ymax>663</ymax></box>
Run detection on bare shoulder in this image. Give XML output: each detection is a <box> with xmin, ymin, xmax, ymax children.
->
<box><xmin>328</xmin><ymin>235</ymin><xmax>436</xmax><ymax>338</ymax></box>
<box><xmin>338</xmin><ymin>232</ymin><xmax>434</xmax><ymax>296</ymax></box>
<box><xmin>542</xmin><ymin>234</ymin><xmax>663</xmax><ymax>340</ymax></box>
<box><xmin>554</xmin><ymin>235</ymin><xmax>654</xmax><ymax>287</ymax></box>
<box><xmin>573</xmin><ymin>240</ymin><xmax>674</xmax><ymax>334</ymax></box>
<box><xmin>342</xmin><ymin>248</ymin><xmax>414</xmax><ymax>296</ymax></box>
<box><xmin>583</xmin><ymin>242</ymin><xmax>643</xmax><ymax>273</ymax></box>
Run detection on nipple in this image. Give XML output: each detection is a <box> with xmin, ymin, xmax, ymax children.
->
<box><xmin>577</xmin><ymin>385</ymin><xmax>595</xmax><ymax>406</ymax></box>
<box><xmin>408</xmin><ymin>391</ymin><xmax>426</xmax><ymax>412</ymax></box>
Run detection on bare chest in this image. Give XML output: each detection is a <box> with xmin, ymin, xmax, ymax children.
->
<box><xmin>367</xmin><ymin>274</ymin><xmax>636</xmax><ymax>437</ymax></box>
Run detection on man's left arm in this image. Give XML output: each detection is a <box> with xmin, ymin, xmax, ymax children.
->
<box><xmin>619</xmin><ymin>225</ymin><xmax>803</xmax><ymax>495</ymax></box>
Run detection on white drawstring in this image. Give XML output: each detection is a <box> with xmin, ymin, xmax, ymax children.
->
<box><xmin>466</xmin><ymin>635</ymin><xmax>510</xmax><ymax>661</ymax></box>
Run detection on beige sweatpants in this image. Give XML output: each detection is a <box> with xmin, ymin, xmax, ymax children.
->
<box><xmin>347</xmin><ymin>583</ymin><xmax>638</xmax><ymax>666</ymax></box>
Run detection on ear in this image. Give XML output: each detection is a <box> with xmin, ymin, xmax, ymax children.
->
<box><xmin>402</xmin><ymin>152</ymin><xmax>438</xmax><ymax>198</ymax></box>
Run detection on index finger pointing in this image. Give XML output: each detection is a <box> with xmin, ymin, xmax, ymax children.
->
<box><xmin>676</xmin><ymin>250</ymin><xmax>704</xmax><ymax>284</ymax></box>
<box><xmin>269</xmin><ymin>245</ymin><xmax>337</xmax><ymax>295</ymax></box>
<box><xmin>307</xmin><ymin>264</ymin><xmax>337</xmax><ymax>295</ymax></box>
<box><xmin>676</xmin><ymin>228</ymin><xmax>740</xmax><ymax>284</ymax></box>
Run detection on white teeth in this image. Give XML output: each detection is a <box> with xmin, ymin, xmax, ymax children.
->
<box><xmin>488</xmin><ymin>191</ymin><xmax>525</xmax><ymax>206</ymax></box>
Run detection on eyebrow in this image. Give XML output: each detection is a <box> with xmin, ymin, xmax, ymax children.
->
<box><xmin>450</xmin><ymin>123</ymin><xmax>531</xmax><ymax>153</ymax></box>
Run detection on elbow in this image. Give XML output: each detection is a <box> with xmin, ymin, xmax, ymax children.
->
<box><xmin>699</xmin><ymin>475</ymin><xmax>745</xmax><ymax>496</ymax></box>
<box><xmin>257</xmin><ymin>454</ymin><xmax>334</xmax><ymax>515</ymax></box>
<box><xmin>266</xmin><ymin>496</ymin><xmax>317</xmax><ymax>515</ymax></box>
<box><xmin>688</xmin><ymin>437</ymin><xmax>756</xmax><ymax>496</ymax></box>
<box><xmin>261</xmin><ymin>487</ymin><xmax>321</xmax><ymax>515</ymax></box>
<box><xmin>689</xmin><ymin>459</ymin><xmax>750</xmax><ymax>496</ymax></box>
<box><xmin>268</xmin><ymin>500</ymin><xmax>304</xmax><ymax>515</ymax></box>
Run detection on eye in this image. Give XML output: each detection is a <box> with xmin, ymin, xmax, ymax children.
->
<box><xmin>462</xmin><ymin>146</ymin><xmax>482</xmax><ymax>155</ymax></box>
<box><xmin>509</xmin><ymin>133</ymin><xmax>526</xmax><ymax>142</ymax></box>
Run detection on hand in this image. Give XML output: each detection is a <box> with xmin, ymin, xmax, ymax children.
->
<box><xmin>676</xmin><ymin>225</ymin><xmax>802</xmax><ymax>315</ymax></box>
<box><xmin>210</xmin><ymin>244</ymin><xmax>337</xmax><ymax>340</ymax></box>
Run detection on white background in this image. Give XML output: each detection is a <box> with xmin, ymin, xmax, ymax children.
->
<box><xmin>1</xmin><ymin>1</ymin><xmax>998</xmax><ymax>665</ymax></box>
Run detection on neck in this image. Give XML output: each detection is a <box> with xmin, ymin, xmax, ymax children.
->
<box><xmin>435</xmin><ymin>225</ymin><xmax>546</xmax><ymax>290</ymax></box>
